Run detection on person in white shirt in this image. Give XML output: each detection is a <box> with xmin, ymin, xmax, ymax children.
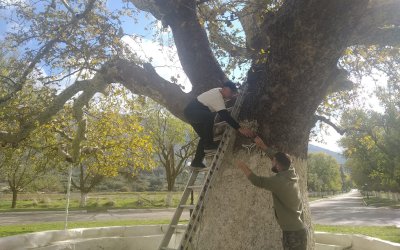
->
<box><xmin>184</xmin><ymin>81</ymin><xmax>254</xmax><ymax>169</ymax></box>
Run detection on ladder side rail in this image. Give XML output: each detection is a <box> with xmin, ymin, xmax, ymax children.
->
<box><xmin>158</xmin><ymin>171</ymin><xmax>199</xmax><ymax>249</ymax></box>
<box><xmin>180</xmin><ymin>84</ymin><xmax>248</xmax><ymax>249</ymax></box>
<box><xmin>180</xmin><ymin>127</ymin><xmax>235</xmax><ymax>249</ymax></box>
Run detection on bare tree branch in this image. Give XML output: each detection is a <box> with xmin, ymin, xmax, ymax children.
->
<box><xmin>0</xmin><ymin>0</ymin><xmax>98</xmax><ymax>105</ymax></box>
<box><xmin>315</xmin><ymin>115</ymin><xmax>347</xmax><ymax>135</ymax></box>
<box><xmin>199</xmin><ymin>5</ymin><xmax>250</xmax><ymax>58</ymax></box>
<box><xmin>61</xmin><ymin>0</ymin><xmax>76</xmax><ymax>15</ymax></box>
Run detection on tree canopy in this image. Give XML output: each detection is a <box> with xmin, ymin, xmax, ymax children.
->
<box><xmin>340</xmin><ymin>85</ymin><xmax>400</xmax><ymax>192</ymax></box>
<box><xmin>0</xmin><ymin>1</ymin><xmax>399</xmax><ymax>155</ymax></box>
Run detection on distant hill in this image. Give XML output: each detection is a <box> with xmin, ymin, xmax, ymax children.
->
<box><xmin>308</xmin><ymin>144</ymin><xmax>346</xmax><ymax>165</ymax></box>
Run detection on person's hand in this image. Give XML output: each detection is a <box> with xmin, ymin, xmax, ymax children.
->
<box><xmin>238</xmin><ymin>127</ymin><xmax>255</xmax><ymax>138</ymax></box>
<box><xmin>254</xmin><ymin>136</ymin><xmax>268</xmax><ymax>150</ymax></box>
<box><xmin>236</xmin><ymin>160</ymin><xmax>252</xmax><ymax>177</ymax></box>
<box><xmin>237</xmin><ymin>160</ymin><xmax>246</xmax><ymax>169</ymax></box>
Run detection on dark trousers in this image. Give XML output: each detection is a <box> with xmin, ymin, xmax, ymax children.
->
<box><xmin>184</xmin><ymin>100</ymin><xmax>215</xmax><ymax>165</ymax></box>
<box><xmin>282</xmin><ymin>228</ymin><xmax>308</xmax><ymax>250</ymax></box>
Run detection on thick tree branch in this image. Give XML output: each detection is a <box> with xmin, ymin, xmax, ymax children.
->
<box><xmin>238</xmin><ymin>0</ymin><xmax>272</xmax><ymax>55</ymax></box>
<box><xmin>110</xmin><ymin>59</ymin><xmax>190</xmax><ymax>121</ymax></box>
<box><xmin>128</xmin><ymin>0</ymin><xmax>162</xmax><ymax>20</ymax></box>
<box><xmin>135</xmin><ymin>0</ymin><xmax>227</xmax><ymax>94</ymax></box>
<box><xmin>350</xmin><ymin>27</ymin><xmax>400</xmax><ymax>46</ymax></box>
<box><xmin>0</xmin><ymin>66</ymin><xmax>110</xmax><ymax>144</ymax></box>
<box><xmin>326</xmin><ymin>68</ymin><xmax>355</xmax><ymax>94</ymax></box>
<box><xmin>349</xmin><ymin>0</ymin><xmax>400</xmax><ymax>46</ymax></box>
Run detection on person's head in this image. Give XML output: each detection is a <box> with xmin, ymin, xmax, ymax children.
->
<box><xmin>271</xmin><ymin>152</ymin><xmax>291</xmax><ymax>173</ymax></box>
<box><xmin>220</xmin><ymin>80</ymin><xmax>238</xmax><ymax>99</ymax></box>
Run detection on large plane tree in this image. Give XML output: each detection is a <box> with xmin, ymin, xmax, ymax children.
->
<box><xmin>0</xmin><ymin>0</ymin><xmax>399</xmax><ymax>249</ymax></box>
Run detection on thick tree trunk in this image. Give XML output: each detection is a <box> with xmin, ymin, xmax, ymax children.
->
<box><xmin>80</xmin><ymin>192</ymin><xmax>88</xmax><ymax>207</ymax></box>
<box><xmin>11</xmin><ymin>190</ymin><xmax>18</xmax><ymax>209</ymax></box>
<box><xmin>192</xmin><ymin>134</ymin><xmax>313</xmax><ymax>250</ymax></box>
<box><xmin>165</xmin><ymin>191</ymin><xmax>174</xmax><ymax>207</ymax></box>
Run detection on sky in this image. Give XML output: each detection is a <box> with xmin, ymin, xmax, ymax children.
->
<box><xmin>0</xmin><ymin>1</ymin><xmax>387</xmax><ymax>153</ymax></box>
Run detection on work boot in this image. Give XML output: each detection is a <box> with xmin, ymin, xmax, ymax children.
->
<box><xmin>204</xmin><ymin>142</ymin><xmax>219</xmax><ymax>153</ymax></box>
<box><xmin>189</xmin><ymin>162</ymin><xmax>207</xmax><ymax>171</ymax></box>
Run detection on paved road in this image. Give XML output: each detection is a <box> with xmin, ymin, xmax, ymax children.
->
<box><xmin>0</xmin><ymin>208</ymin><xmax>189</xmax><ymax>226</ymax></box>
<box><xmin>310</xmin><ymin>189</ymin><xmax>400</xmax><ymax>226</ymax></box>
<box><xmin>1</xmin><ymin>190</ymin><xmax>399</xmax><ymax>226</ymax></box>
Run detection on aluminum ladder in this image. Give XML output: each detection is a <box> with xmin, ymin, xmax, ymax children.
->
<box><xmin>158</xmin><ymin>84</ymin><xmax>247</xmax><ymax>250</ymax></box>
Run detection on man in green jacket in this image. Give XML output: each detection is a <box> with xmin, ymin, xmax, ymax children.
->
<box><xmin>237</xmin><ymin>136</ymin><xmax>307</xmax><ymax>250</ymax></box>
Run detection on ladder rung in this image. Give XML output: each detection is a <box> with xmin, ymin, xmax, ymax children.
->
<box><xmin>171</xmin><ymin>224</ymin><xmax>188</xmax><ymax>230</ymax></box>
<box><xmin>205</xmin><ymin>151</ymin><xmax>216</xmax><ymax>157</ymax></box>
<box><xmin>213</xmin><ymin>135</ymin><xmax>222</xmax><ymax>141</ymax></box>
<box><xmin>227</xmin><ymin>107</ymin><xmax>233</xmax><ymax>111</ymax></box>
<box><xmin>187</xmin><ymin>185</ymin><xmax>202</xmax><ymax>189</ymax></box>
<box><xmin>161</xmin><ymin>248</ymin><xmax>176</xmax><ymax>250</ymax></box>
<box><xmin>214</xmin><ymin>121</ymin><xmax>227</xmax><ymax>127</ymax></box>
<box><xmin>190</xmin><ymin>167</ymin><xmax>210</xmax><ymax>172</ymax></box>
<box><xmin>180</xmin><ymin>204</ymin><xmax>195</xmax><ymax>209</ymax></box>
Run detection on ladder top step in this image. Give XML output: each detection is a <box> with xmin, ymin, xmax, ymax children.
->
<box><xmin>187</xmin><ymin>185</ymin><xmax>202</xmax><ymax>189</ymax></box>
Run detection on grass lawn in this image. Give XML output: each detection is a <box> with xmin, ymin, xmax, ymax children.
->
<box><xmin>315</xmin><ymin>224</ymin><xmax>400</xmax><ymax>243</ymax></box>
<box><xmin>0</xmin><ymin>219</ymin><xmax>188</xmax><ymax>237</ymax></box>
<box><xmin>0</xmin><ymin>191</ymin><xmax>344</xmax><ymax>212</ymax></box>
<box><xmin>363</xmin><ymin>196</ymin><xmax>400</xmax><ymax>209</ymax></box>
<box><xmin>1</xmin><ymin>220</ymin><xmax>399</xmax><ymax>244</ymax></box>
<box><xmin>0</xmin><ymin>192</ymin><xmax>189</xmax><ymax>212</ymax></box>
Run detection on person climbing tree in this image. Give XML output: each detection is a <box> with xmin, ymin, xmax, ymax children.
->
<box><xmin>237</xmin><ymin>136</ymin><xmax>307</xmax><ymax>250</ymax></box>
<box><xmin>184</xmin><ymin>81</ymin><xmax>254</xmax><ymax>169</ymax></box>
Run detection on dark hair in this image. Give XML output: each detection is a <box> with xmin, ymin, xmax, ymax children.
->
<box><xmin>223</xmin><ymin>80</ymin><xmax>238</xmax><ymax>93</ymax></box>
<box><xmin>274</xmin><ymin>152</ymin><xmax>291</xmax><ymax>170</ymax></box>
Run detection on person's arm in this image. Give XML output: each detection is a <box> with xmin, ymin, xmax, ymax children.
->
<box><xmin>217</xmin><ymin>109</ymin><xmax>240</xmax><ymax>129</ymax></box>
<box><xmin>237</xmin><ymin>160</ymin><xmax>277</xmax><ymax>191</ymax></box>
<box><xmin>217</xmin><ymin>109</ymin><xmax>255</xmax><ymax>137</ymax></box>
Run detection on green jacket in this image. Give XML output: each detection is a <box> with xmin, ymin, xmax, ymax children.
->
<box><xmin>248</xmin><ymin>168</ymin><xmax>305</xmax><ymax>231</ymax></box>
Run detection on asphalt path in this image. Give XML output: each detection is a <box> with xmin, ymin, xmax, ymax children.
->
<box><xmin>310</xmin><ymin>189</ymin><xmax>400</xmax><ymax>226</ymax></box>
<box><xmin>0</xmin><ymin>189</ymin><xmax>398</xmax><ymax>226</ymax></box>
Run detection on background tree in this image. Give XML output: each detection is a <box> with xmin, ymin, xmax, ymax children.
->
<box><xmin>0</xmin><ymin>66</ymin><xmax>62</xmax><ymax>208</ymax></box>
<box><xmin>340</xmin><ymin>85</ymin><xmax>400</xmax><ymax>192</ymax></box>
<box><xmin>0</xmin><ymin>1</ymin><xmax>399</xmax><ymax>248</ymax></box>
<box><xmin>55</xmin><ymin>85</ymin><xmax>155</xmax><ymax>207</ymax></box>
<box><xmin>146</xmin><ymin>101</ymin><xmax>197</xmax><ymax>206</ymax></box>
<box><xmin>307</xmin><ymin>153</ymin><xmax>342</xmax><ymax>195</ymax></box>
<box><xmin>0</xmin><ymin>123</ymin><xmax>62</xmax><ymax>208</ymax></box>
